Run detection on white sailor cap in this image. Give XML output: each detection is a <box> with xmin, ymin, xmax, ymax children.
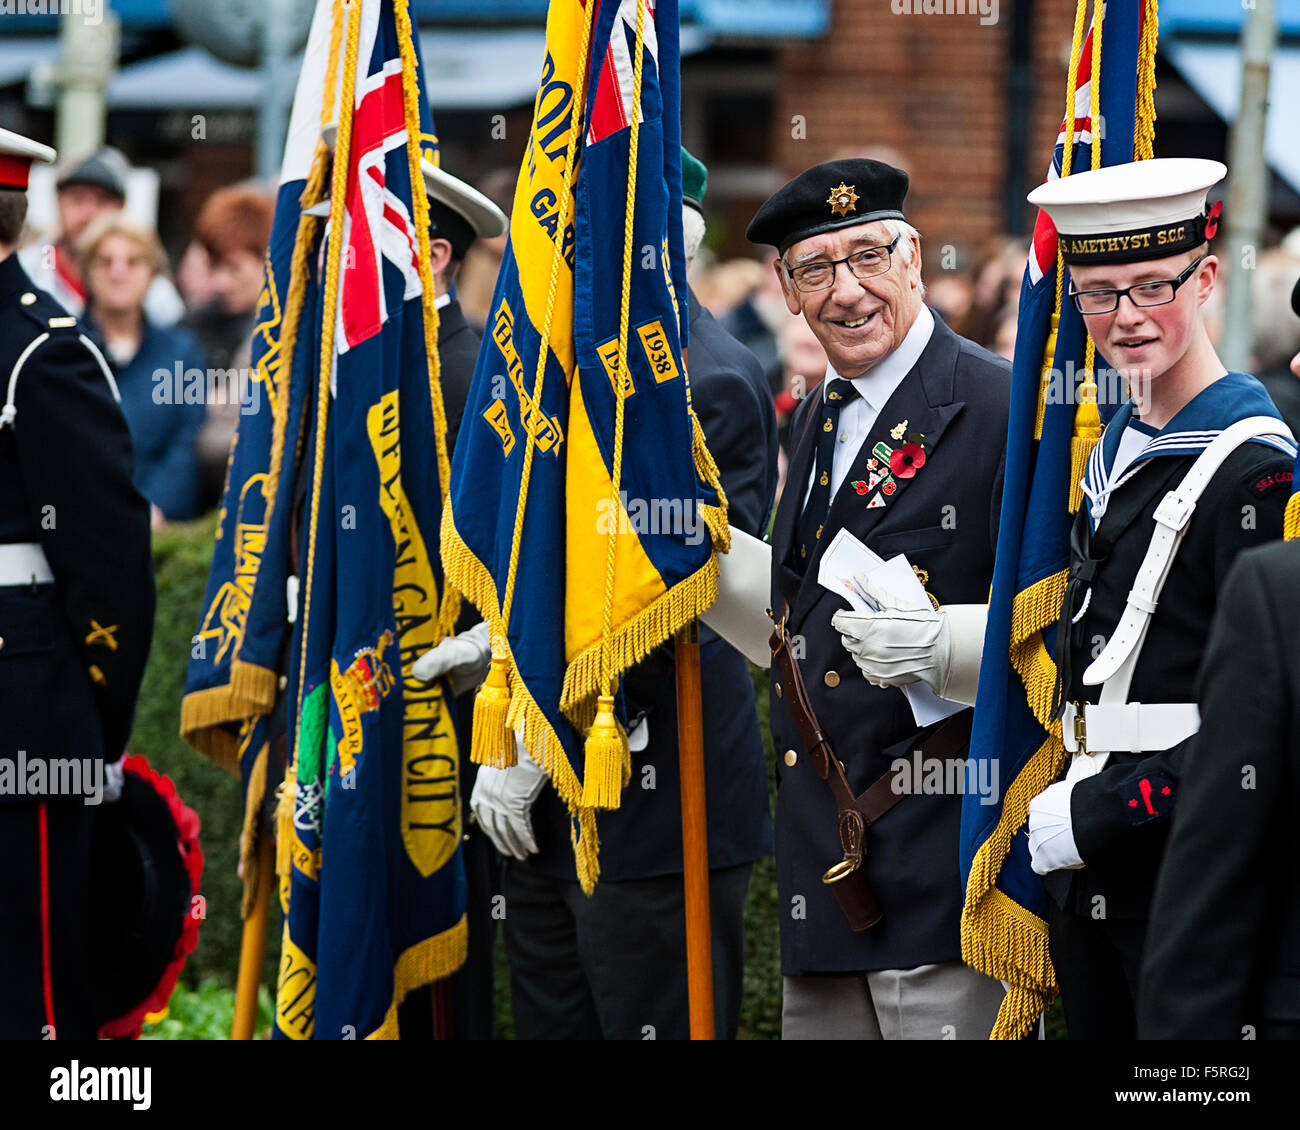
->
<box><xmin>1027</xmin><ymin>157</ymin><xmax>1226</xmax><ymax>266</ymax></box>
<box><xmin>306</xmin><ymin>124</ymin><xmax>507</xmax><ymax>251</ymax></box>
<box><xmin>0</xmin><ymin>126</ymin><xmax>56</xmax><ymax>191</ymax></box>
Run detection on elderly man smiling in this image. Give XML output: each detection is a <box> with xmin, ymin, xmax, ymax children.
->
<box><xmin>722</xmin><ymin>158</ymin><xmax>1013</xmax><ymax>1038</ymax></box>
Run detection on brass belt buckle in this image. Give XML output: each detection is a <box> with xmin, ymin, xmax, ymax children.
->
<box><xmin>1072</xmin><ymin>701</ymin><xmax>1087</xmax><ymax>754</ymax></box>
<box><xmin>822</xmin><ymin>858</ymin><xmax>858</xmax><ymax>885</ymax></box>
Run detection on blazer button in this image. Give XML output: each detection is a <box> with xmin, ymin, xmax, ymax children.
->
<box><xmin>824</xmin><ymin>670</ymin><xmax>840</xmax><ymax>687</ymax></box>
<box><xmin>783</xmin><ymin>749</ymin><xmax>798</xmax><ymax>767</ymax></box>
<box><xmin>773</xmin><ymin>681</ymin><xmax>782</xmax><ymax>698</ymax></box>
<box><xmin>0</xmin><ymin>636</ymin><xmax>5</xmax><ymax>651</ymax></box>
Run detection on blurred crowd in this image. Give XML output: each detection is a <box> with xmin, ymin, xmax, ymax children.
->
<box><xmin>16</xmin><ymin>145</ymin><xmax>1300</xmax><ymax>530</ymax></box>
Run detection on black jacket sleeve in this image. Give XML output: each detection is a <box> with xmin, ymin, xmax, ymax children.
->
<box><xmin>13</xmin><ymin>331</ymin><xmax>156</xmax><ymax>756</ymax></box>
<box><xmin>1138</xmin><ymin>547</ymin><xmax>1290</xmax><ymax>1038</ymax></box>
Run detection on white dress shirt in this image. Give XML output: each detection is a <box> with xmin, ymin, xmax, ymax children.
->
<box><xmin>804</xmin><ymin>303</ymin><xmax>936</xmax><ymax>509</ymax></box>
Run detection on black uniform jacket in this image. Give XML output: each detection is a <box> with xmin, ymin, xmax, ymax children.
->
<box><xmin>1140</xmin><ymin>538</ymin><xmax>1300</xmax><ymax>1038</ymax></box>
<box><xmin>530</xmin><ymin>288</ymin><xmax>778</xmax><ymax>881</ymax></box>
<box><xmin>769</xmin><ymin>311</ymin><xmax>1011</xmax><ymax>974</ymax></box>
<box><xmin>439</xmin><ymin>297</ymin><xmax>480</xmax><ymax>452</ymax></box>
<box><xmin>1049</xmin><ymin>375</ymin><xmax>1295</xmax><ymax>922</ymax></box>
<box><xmin>0</xmin><ymin>253</ymin><xmax>154</xmax><ymax>796</ymax></box>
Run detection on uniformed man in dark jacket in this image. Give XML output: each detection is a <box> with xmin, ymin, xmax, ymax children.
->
<box><xmin>0</xmin><ymin>127</ymin><xmax>155</xmax><ymax>1039</ymax></box>
<box><xmin>1139</xmin><ymin>537</ymin><xmax>1300</xmax><ymax>1040</ymax></box>
<box><xmin>1138</xmin><ymin>279</ymin><xmax>1300</xmax><ymax>1041</ymax></box>
<box><xmin>1021</xmin><ymin>159</ymin><xmax>1297</xmax><ymax>1039</ymax></box>
<box><xmin>424</xmin><ymin>150</ymin><xmax>777</xmax><ymax>1039</ymax></box>
<box><xmin>715</xmin><ymin>158</ymin><xmax>1012</xmax><ymax>1039</ymax></box>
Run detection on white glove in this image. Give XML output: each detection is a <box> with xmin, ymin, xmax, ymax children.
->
<box><xmin>831</xmin><ymin>574</ymin><xmax>950</xmax><ymax>695</ymax></box>
<box><xmin>700</xmin><ymin>526</ymin><xmax>773</xmax><ymax>668</ymax></box>
<box><xmin>470</xmin><ymin>740</ymin><xmax>549</xmax><ymax>860</ymax></box>
<box><xmin>412</xmin><ymin>620</ymin><xmax>491</xmax><ymax>696</ymax></box>
<box><xmin>1027</xmin><ymin>779</ymin><xmax>1084</xmax><ymax>875</ymax></box>
<box><xmin>102</xmin><ymin>756</ymin><xmax>125</xmax><ymax>804</ymax></box>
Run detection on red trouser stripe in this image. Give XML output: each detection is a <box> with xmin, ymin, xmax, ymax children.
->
<box><xmin>38</xmin><ymin>802</ymin><xmax>57</xmax><ymax>1036</ymax></box>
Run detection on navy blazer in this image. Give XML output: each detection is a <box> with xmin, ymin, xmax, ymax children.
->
<box><xmin>768</xmin><ymin>312</ymin><xmax>1010</xmax><ymax>974</ymax></box>
<box><xmin>0</xmin><ymin>254</ymin><xmax>155</xmax><ymax>790</ymax></box>
<box><xmin>530</xmin><ymin>288</ymin><xmax>777</xmax><ymax>881</ymax></box>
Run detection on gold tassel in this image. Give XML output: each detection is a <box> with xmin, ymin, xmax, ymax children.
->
<box><xmin>471</xmin><ymin>653</ymin><xmax>517</xmax><ymax>768</ymax></box>
<box><xmin>581</xmin><ymin>694</ymin><xmax>628</xmax><ymax>809</ymax></box>
<box><xmin>274</xmin><ymin>762</ymin><xmax>296</xmax><ymax>881</ymax></box>
<box><xmin>1068</xmin><ymin>359</ymin><xmax>1101</xmax><ymax>515</ymax></box>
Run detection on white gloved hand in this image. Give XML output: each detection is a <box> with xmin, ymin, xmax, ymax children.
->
<box><xmin>831</xmin><ymin>574</ymin><xmax>950</xmax><ymax>695</ymax></box>
<box><xmin>102</xmin><ymin>755</ymin><xmax>125</xmax><ymax>804</ymax></box>
<box><xmin>470</xmin><ymin>740</ymin><xmax>549</xmax><ymax>860</ymax></box>
<box><xmin>1027</xmin><ymin>779</ymin><xmax>1084</xmax><ymax>875</ymax></box>
<box><xmin>411</xmin><ymin>620</ymin><xmax>491</xmax><ymax>696</ymax></box>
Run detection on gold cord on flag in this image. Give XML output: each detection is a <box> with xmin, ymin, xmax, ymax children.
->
<box><xmin>464</xmin><ymin>0</ymin><xmax>599</xmax><ymax>775</ymax></box>
<box><xmin>581</xmin><ymin>0</ymin><xmax>651</xmax><ymax>809</ymax></box>
<box><xmin>275</xmin><ymin>0</ymin><xmax>364</xmax><ymax>893</ymax></box>
<box><xmin>393</xmin><ymin>0</ymin><xmax>460</xmax><ymax>640</ymax></box>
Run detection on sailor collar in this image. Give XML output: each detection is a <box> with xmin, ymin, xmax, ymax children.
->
<box><xmin>1081</xmin><ymin>371</ymin><xmax>1296</xmax><ymax>528</ymax></box>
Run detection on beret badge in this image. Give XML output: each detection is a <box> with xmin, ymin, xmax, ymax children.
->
<box><xmin>827</xmin><ymin>182</ymin><xmax>859</xmax><ymax>218</ymax></box>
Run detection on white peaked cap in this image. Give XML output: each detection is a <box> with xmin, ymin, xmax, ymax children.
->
<box><xmin>1028</xmin><ymin>158</ymin><xmax>1227</xmax><ymax>264</ymax></box>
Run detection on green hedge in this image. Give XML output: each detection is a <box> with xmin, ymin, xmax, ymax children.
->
<box><xmin>128</xmin><ymin>515</ymin><xmax>279</xmax><ymax>995</ymax></box>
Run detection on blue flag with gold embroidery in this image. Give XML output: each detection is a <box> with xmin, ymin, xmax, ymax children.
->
<box><xmin>959</xmin><ymin>0</ymin><xmax>1153</xmax><ymax>1039</ymax></box>
<box><xmin>442</xmin><ymin>0</ymin><xmax>727</xmax><ymax>890</ymax></box>
<box><xmin>182</xmin><ymin>0</ymin><xmax>466</xmax><ymax>1039</ymax></box>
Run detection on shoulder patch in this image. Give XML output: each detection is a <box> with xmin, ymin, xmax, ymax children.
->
<box><xmin>1249</xmin><ymin>469</ymin><xmax>1293</xmax><ymax>498</ymax></box>
<box><xmin>1124</xmin><ymin>771</ymin><xmax>1175</xmax><ymax>825</ymax></box>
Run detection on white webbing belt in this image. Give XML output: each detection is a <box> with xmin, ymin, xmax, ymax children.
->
<box><xmin>0</xmin><ymin>542</ymin><xmax>53</xmax><ymax>586</ymax></box>
<box><xmin>1063</xmin><ymin>415</ymin><xmax>1294</xmax><ymax>773</ymax></box>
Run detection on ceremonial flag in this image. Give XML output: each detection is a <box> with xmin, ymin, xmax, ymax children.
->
<box><xmin>178</xmin><ymin>0</ymin><xmax>333</xmax><ymax>911</ymax></box>
<box><xmin>442</xmin><ymin>0</ymin><xmax>727</xmax><ymax>889</ymax></box>
<box><xmin>959</xmin><ymin>0</ymin><xmax>1157</xmax><ymax>1038</ymax></box>
<box><xmin>180</xmin><ymin>0</ymin><xmax>466</xmax><ymax>1039</ymax></box>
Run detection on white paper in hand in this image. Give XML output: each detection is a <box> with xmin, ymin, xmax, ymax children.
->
<box><xmin>818</xmin><ymin>528</ymin><xmax>964</xmax><ymax>726</ymax></box>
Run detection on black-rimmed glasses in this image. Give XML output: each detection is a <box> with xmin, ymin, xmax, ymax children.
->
<box><xmin>1069</xmin><ymin>254</ymin><xmax>1206</xmax><ymax>315</ymax></box>
<box><xmin>783</xmin><ymin>235</ymin><xmax>901</xmax><ymax>294</ymax></box>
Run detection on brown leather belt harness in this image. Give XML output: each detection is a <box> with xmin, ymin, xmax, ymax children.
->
<box><xmin>770</xmin><ymin>603</ymin><xmax>973</xmax><ymax>931</ymax></box>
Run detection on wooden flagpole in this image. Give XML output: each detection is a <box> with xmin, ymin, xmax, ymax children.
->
<box><xmin>675</xmin><ymin>617</ymin><xmax>715</xmax><ymax>1039</ymax></box>
<box><xmin>231</xmin><ymin>829</ymin><xmax>274</xmax><ymax>1040</ymax></box>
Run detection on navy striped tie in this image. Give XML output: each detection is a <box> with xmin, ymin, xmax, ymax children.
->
<box><xmin>796</xmin><ymin>380</ymin><xmax>860</xmax><ymax>568</ymax></box>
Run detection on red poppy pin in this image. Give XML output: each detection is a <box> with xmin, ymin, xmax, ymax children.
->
<box><xmin>889</xmin><ymin>441</ymin><xmax>926</xmax><ymax>479</ymax></box>
<box><xmin>852</xmin><ymin>480</ymin><xmax>868</xmax><ymax>495</ymax></box>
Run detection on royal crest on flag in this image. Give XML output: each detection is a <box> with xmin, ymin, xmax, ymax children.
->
<box><xmin>442</xmin><ymin>0</ymin><xmax>728</xmax><ymax>889</ymax></box>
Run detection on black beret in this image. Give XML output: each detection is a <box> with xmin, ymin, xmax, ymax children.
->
<box><xmin>747</xmin><ymin>158</ymin><xmax>908</xmax><ymax>255</ymax></box>
<box><xmin>427</xmin><ymin>197</ymin><xmax>477</xmax><ymax>260</ymax></box>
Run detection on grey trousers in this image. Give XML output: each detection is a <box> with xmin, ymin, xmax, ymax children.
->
<box><xmin>782</xmin><ymin>961</ymin><xmax>1006</xmax><ymax>1040</ymax></box>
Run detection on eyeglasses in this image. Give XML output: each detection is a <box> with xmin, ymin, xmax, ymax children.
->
<box><xmin>1069</xmin><ymin>254</ymin><xmax>1206</xmax><ymax>315</ymax></box>
<box><xmin>782</xmin><ymin>235</ymin><xmax>901</xmax><ymax>294</ymax></box>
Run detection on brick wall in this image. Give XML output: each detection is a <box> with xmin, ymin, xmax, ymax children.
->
<box><xmin>771</xmin><ymin>0</ymin><xmax>1084</xmax><ymax>264</ymax></box>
